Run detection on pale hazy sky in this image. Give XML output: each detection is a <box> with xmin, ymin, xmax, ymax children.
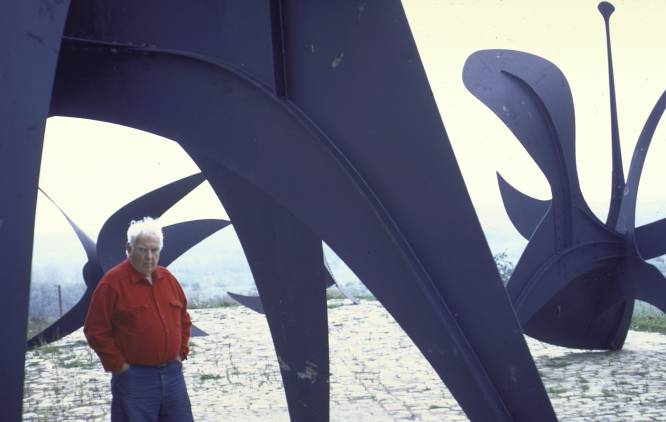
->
<box><xmin>38</xmin><ymin>1</ymin><xmax>666</xmax><ymax>258</ymax></box>
<box><xmin>403</xmin><ymin>0</ymin><xmax>666</xmax><ymax>229</ymax></box>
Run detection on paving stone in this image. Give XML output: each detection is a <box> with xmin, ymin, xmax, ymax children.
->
<box><xmin>21</xmin><ymin>301</ymin><xmax>666</xmax><ymax>421</ymax></box>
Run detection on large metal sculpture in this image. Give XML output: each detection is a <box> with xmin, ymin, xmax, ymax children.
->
<box><xmin>463</xmin><ymin>2</ymin><xmax>666</xmax><ymax>350</ymax></box>
<box><xmin>28</xmin><ymin>173</ymin><xmax>229</xmax><ymax>349</ymax></box>
<box><xmin>2</xmin><ymin>1</ymin><xmax>560</xmax><ymax>421</ymax></box>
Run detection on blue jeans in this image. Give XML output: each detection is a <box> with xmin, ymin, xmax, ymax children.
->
<box><xmin>111</xmin><ymin>360</ymin><xmax>194</xmax><ymax>422</ymax></box>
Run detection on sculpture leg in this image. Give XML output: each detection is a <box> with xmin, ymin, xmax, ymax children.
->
<box><xmin>0</xmin><ymin>2</ymin><xmax>70</xmax><ymax>420</ymax></box>
<box><xmin>195</xmin><ymin>158</ymin><xmax>329</xmax><ymax>422</ymax></box>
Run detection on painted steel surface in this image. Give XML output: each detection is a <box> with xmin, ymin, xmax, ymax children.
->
<box><xmin>1</xmin><ymin>1</ymin><xmax>558</xmax><ymax>420</ymax></box>
<box><xmin>465</xmin><ymin>2</ymin><xmax>666</xmax><ymax>351</ymax></box>
<box><xmin>0</xmin><ymin>1</ymin><xmax>71</xmax><ymax>419</ymax></box>
<box><xmin>194</xmin><ymin>158</ymin><xmax>330</xmax><ymax>421</ymax></box>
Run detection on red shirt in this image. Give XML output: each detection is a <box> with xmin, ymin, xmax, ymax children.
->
<box><xmin>84</xmin><ymin>259</ymin><xmax>192</xmax><ymax>372</ymax></box>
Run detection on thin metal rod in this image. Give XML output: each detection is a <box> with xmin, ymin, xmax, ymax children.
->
<box><xmin>599</xmin><ymin>1</ymin><xmax>625</xmax><ymax>228</ymax></box>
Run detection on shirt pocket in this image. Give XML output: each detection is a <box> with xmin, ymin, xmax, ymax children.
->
<box><xmin>118</xmin><ymin>304</ymin><xmax>152</xmax><ymax>334</ymax></box>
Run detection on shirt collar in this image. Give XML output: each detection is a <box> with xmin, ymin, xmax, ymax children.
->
<box><xmin>123</xmin><ymin>259</ymin><xmax>165</xmax><ymax>284</ymax></box>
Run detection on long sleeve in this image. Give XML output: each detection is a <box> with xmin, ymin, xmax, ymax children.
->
<box><xmin>180</xmin><ymin>305</ymin><xmax>192</xmax><ymax>360</ymax></box>
<box><xmin>178</xmin><ymin>285</ymin><xmax>192</xmax><ymax>360</ymax></box>
<box><xmin>83</xmin><ymin>283</ymin><xmax>126</xmax><ymax>372</ymax></box>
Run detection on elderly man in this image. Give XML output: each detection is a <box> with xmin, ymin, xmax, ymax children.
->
<box><xmin>84</xmin><ymin>217</ymin><xmax>194</xmax><ymax>421</ymax></box>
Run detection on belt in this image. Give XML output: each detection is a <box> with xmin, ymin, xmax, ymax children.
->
<box><xmin>129</xmin><ymin>360</ymin><xmax>179</xmax><ymax>369</ymax></box>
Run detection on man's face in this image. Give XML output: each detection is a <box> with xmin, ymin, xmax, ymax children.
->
<box><xmin>126</xmin><ymin>233</ymin><xmax>161</xmax><ymax>277</ymax></box>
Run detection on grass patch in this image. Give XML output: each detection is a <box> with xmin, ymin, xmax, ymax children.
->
<box><xmin>199</xmin><ymin>373</ymin><xmax>222</xmax><ymax>381</ymax></box>
<box><xmin>26</xmin><ymin>316</ymin><xmax>55</xmax><ymax>339</ymax></box>
<box><xmin>36</xmin><ymin>344</ymin><xmax>62</xmax><ymax>355</ymax></box>
<box><xmin>189</xmin><ymin>295</ymin><xmax>238</xmax><ymax>309</ymax></box>
<box><xmin>576</xmin><ymin>375</ymin><xmax>590</xmax><ymax>392</ymax></box>
<box><xmin>541</xmin><ymin>358</ymin><xmax>570</xmax><ymax>369</ymax></box>
<box><xmin>630</xmin><ymin>313</ymin><xmax>666</xmax><ymax>334</ymax></box>
<box><xmin>189</xmin><ymin>291</ymin><xmax>373</xmax><ymax>311</ymax></box>
<box><xmin>546</xmin><ymin>386</ymin><xmax>567</xmax><ymax>395</ymax></box>
<box><xmin>60</xmin><ymin>359</ymin><xmax>97</xmax><ymax>369</ymax></box>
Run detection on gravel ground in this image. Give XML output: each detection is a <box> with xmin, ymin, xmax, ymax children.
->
<box><xmin>22</xmin><ymin>300</ymin><xmax>666</xmax><ymax>421</ymax></box>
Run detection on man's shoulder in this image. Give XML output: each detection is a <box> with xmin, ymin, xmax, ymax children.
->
<box><xmin>154</xmin><ymin>265</ymin><xmax>179</xmax><ymax>283</ymax></box>
<box><xmin>155</xmin><ymin>266</ymin><xmax>185</xmax><ymax>292</ymax></box>
<box><xmin>155</xmin><ymin>265</ymin><xmax>175</xmax><ymax>278</ymax></box>
<box><xmin>99</xmin><ymin>260</ymin><xmax>132</xmax><ymax>287</ymax></box>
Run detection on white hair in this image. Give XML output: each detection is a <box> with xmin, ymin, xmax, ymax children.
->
<box><xmin>126</xmin><ymin>217</ymin><xmax>164</xmax><ymax>248</ymax></box>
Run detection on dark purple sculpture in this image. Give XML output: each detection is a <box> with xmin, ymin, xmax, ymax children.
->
<box><xmin>2</xmin><ymin>1</ymin><xmax>557</xmax><ymax>421</ymax></box>
<box><xmin>464</xmin><ymin>2</ymin><xmax>666</xmax><ymax>350</ymax></box>
<box><xmin>28</xmin><ymin>173</ymin><xmax>229</xmax><ymax>349</ymax></box>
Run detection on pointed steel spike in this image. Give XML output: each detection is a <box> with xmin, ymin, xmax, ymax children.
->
<box><xmin>227</xmin><ymin>291</ymin><xmax>265</xmax><ymax>314</ymax></box>
<box><xmin>496</xmin><ymin>173</ymin><xmax>550</xmax><ymax>240</ymax></box>
<box><xmin>598</xmin><ymin>1</ymin><xmax>625</xmax><ymax>228</ymax></box>
<box><xmin>97</xmin><ymin>173</ymin><xmax>206</xmax><ymax>271</ymax></box>
<box><xmin>634</xmin><ymin>266</ymin><xmax>666</xmax><ymax>314</ymax></box>
<box><xmin>226</xmin><ymin>257</ymin><xmax>361</xmax><ymax>313</ymax></box>
<box><xmin>38</xmin><ymin>188</ymin><xmax>97</xmax><ymax>265</ymax></box>
<box><xmin>332</xmin><ymin>281</ymin><xmax>359</xmax><ymax>305</ymax></box>
<box><xmin>624</xmin><ymin>231</ymin><xmax>666</xmax><ymax>314</ymax></box>
<box><xmin>323</xmin><ymin>255</ymin><xmax>359</xmax><ymax>304</ymax></box>
<box><xmin>616</xmin><ymin>90</ymin><xmax>666</xmax><ymax>234</ymax></box>
<box><xmin>159</xmin><ymin>219</ymin><xmax>230</xmax><ymax>267</ymax></box>
<box><xmin>635</xmin><ymin>218</ymin><xmax>666</xmax><ymax>260</ymax></box>
<box><xmin>190</xmin><ymin>324</ymin><xmax>208</xmax><ymax>337</ymax></box>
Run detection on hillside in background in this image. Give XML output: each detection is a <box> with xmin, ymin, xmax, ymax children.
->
<box><xmin>29</xmin><ymin>226</ymin><xmax>666</xmax><ymax>320</ymax></box>
<box><xmin>29</xmin><ymin>227</ymin><xmax>369</xmax><ymax>319</ymax></box>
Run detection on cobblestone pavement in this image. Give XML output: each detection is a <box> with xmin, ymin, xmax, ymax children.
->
<box><xmin>22</xmin><ymin>301</ymin><xmax>666</xmax><ymax>421</ymax></box>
